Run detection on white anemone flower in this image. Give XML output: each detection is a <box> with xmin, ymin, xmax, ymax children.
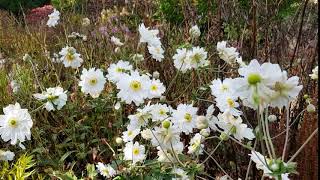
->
<box><xmin>269</xmin><ymin>71</ymin><xmax>302</xmax><ymax>108</ymax></box>
<box><xmin>138</xmin><ymin>23</ymin><xmax>161</xmax><ymax>47</ymax></box>
<box><xmin>79</xmin><ymin>68</ymin><xmax>106</xmax><ymax>98</ymax></box>
<box><xmin>128</xmin><ymin>103</ymin><xmax>153</xmax><ymax>129</ymax></box>
<box><xmin>0</xmin><ymin>150</ymin><xmax>15</xmax><ymax>161</ymax></box>
<box><xmin>148</xmin><ymin>45</ymin><xmax>164</xmax><ymax>62</ymax></box>
<box><xmin>215</xmin><ymin>95</ymin><xmax>242</xmax><ymax>116</ymax></box>
<box><xmin>173</xmin><ymin>48</ymin><xmax>189</xmax><ymax>72</ymax></box>
<box><xmin>96</xmin><ymin>162</ymin><xmax>117</xmax><ymax>178</ymax></box>
<box><xmin>122</xmin><ymin>124</ymin><xmax>140</xmax><ymax>142</ymax></box>
<box><xmin>148</xmin><ymin>79</ymin><xmax>166</xmax><ymax>98</ymax></box>
<box><xmin>185</xmin><ymin>46</ymin><xmax>209</xmax><ymax>69</ymax></box>
<box><xmin>59</xmin><ymin>46</ymin><xmax>83</xmax><ymax>68</ymax></box>
<box><xmin>217</xmin><ymin>112</ymin><xmax>255</xmax><ymax>141</ymax></box>
<box><xmin>156</xmin><ymin>146</ymin><xmax>177</xmax><ymax>163</ymax></box>
<box><xmin>116</xmin><ymin>71</ymin><xmax>151</xmax><ymax>105</ymax></box>
<box><xmin>111</xmin><ymin>36</ymin><xmax>124</xmax><ymax>46</ymax></box>
<box><xmin>150</xmin><ymin>122</ymin><xmax>182</xmax><ymax>150</ymax></box>
<box><xmin>216</xmin><ymin>41</ymin><xmax>240</xmax><ymax>64</ymax></box>
<box><xmin>189</xmin><ymin>25</ymin><xmax>201</xmax><ymax>38</ymax></box>
<box><xmin>210</xmin><ymin>78</ymin><xmax>237</xmax><ymax>98</ymax></box>
<box><xmin>171</xmin><ymin>104</ymin><xmax>198</xmax><ymax>135</ymax></box>
<box><xmin>47</xmin><ymin>9</ymin><xmax>60</xmax><ymax>27</ymax></box>
<box><xmin>123</xmin><ymin>141</ymin><xmax>146</xmax><ymax>164</ymax></box>
<box><xmin>187</xmin><ymin>133</ymin><xmax>204</xmax><ymax>155</ymax></box>
<box><xmin>141</xmin><ymin>128</ymin><xmax>153</xmax><ymax>140</ymax></box>
<box><xmin>150</xmin><ymin>103</ymin><xmax>171</xmax><ymax>121</ymax></box>
<box><xmin>33</xmin><ymin>87</ymin><xmax>67</xmax><ymax>111</ymax></box>
<box><xmin>0</xmin><ymin>103</ymin><xmax>33</xmax><ymax>145</ymax></box>
<box><xmin>234</xmin><ymin>59</ymin><xmax>282</xmax><ymax>109</ymax></box>
<box><xmin>106</xmin><ymin>60</ymin><xmax>133</xmax><ymax>83</ymax></box>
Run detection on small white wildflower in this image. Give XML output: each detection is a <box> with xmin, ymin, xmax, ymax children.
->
<box><xmin>33</xmin><ymin>87</ymin><xmax>68</xmax><ymax>111</ymax></box>
<box><xmin>189</xmin><ymin>25</ymin><xmax>201</xmax><ymax>39</ymax></box>
<box><xmin>111</xmin><ymin>36</ymin><xmax>124</xmax><ymax>46</ymax></box>
<box><xmin>96</xmin><ymin>162</ymin><xmax>116</xmax><ymax>178</ymax></box>
<box><xmin>47</xmin><ymin>9</ymin><xmax>60</xmax><ymax>27</ymax></box>
<box><xmin>79</xmin><ymin>68</ymin><xmax>106</xmax><ymax>98</ymax></box>
<box><xmin>82</xmin><ymin>17</ymin><xmax>90</xmax><ymax>27</ymax></box>
<box><xmin>0</xmin><ymin>150</ymin><xmax>15</xmax><ymax>161</ymax></box>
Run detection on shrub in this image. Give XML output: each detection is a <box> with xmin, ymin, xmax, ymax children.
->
<box><xmin>0</xmin><ymin>0</ymin><xmax>50</xmax><ymax>14</ymax></box>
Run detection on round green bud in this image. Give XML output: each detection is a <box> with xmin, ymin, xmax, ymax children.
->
<box><xmin>219</xmin><ymin>132</ymin><xmax>229</xmax><ymax>141</ymax></box>
<box><xmin>248</xmin><ymin>73</ymin><xmax>262</xmax><ymax>85</ymax></box>
<box><xmin>162</xmin><ymin>120</ymin><xmax>171</xmax><ymax>129</ymax></box>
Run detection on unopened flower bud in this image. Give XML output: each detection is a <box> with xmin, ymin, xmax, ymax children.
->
<box><xmin>200</xmin><ymin>129</ymin><xmax>210</xmax><ymax>137</ymax></box>
<box><xmin>160</xmin><ymin>96</ymin><xmax>166</xmax><ymax>101</ymax></box>
<box><xmin>162</xmin><ymin>120</ymin><xmax>171</xmax><ymax>129</ymax></box>
<box><xmin>219</xmin><ymin>132</ymin><xmax>229</xmax><ymax>141</ymax></box>
<box><xmin>189</xmin><ymin>25</ymin><xmax>201</xmax><ymax>39</ymax></box>
<box><xmin>268</xmin><ymin>115</ymin><xmax>277</xmax><ymax>122</ymax></box>
<box><xmin>152</xmin><ymin>71</ymin><xmax>160</xmax><ymax>79</ymax></box>
<box><xmin>196</xmin><ymin>116</ymin><xmax>208</xmax><ymax>129</ymax></box>
<box><xmin>115</xmin><ymin>137</ymin><xmax>123</xmax><ymax>144</ymax></box>
<box><xmin>307</xmin><ymin>104</ymin><xmax>316</xmax><ymax>112</ymax></box>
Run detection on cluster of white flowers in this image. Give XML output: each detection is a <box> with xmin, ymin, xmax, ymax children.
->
<box><xmin>33</xmin><ymin>87</ymin><xmax>67</xmax><ymax>111</ymax></box>
<box><xmin>106</xmin><ymin>61</ymin><xmax>166</xmax><ymax>105</ymax></box>
<box><xmin>47</xmin><ymin>9</ymin><xmax>60</xmax><ymax>27</ymax></box>
<box><xmin>217</xmin><ymin>41</ymin><xmax>244</xmax><ymax>66</ymax></box>
<box><xmin>173</xmin><ymin>46</ymin><xmax>209</xmax><ymax>72</ymax></box>
<box><xmin>139</xmin><ymin>23</ymin><xmax>164</xmax><ymax>62</ymax></box>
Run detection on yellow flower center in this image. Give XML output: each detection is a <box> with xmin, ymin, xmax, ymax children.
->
<box><xmin>89</xmin><ymin>78</ymin><xmax>98</xmax><ymax>86</ymax></box>
<box><xmin>116</xmin><ymin>67</ymin><xmax>123</xmax><ymax>73</ymax></box>
<box><xmin>159</xmin><ymin>109</ymin><xmax>166</xmax><ymax>115</ymax></box>
<box><xmin>192</xmin><ymin>53</ymin><xmax>202</xmax><ymax>63</ymax></box>
<box><xmin>221</xmin><ymin>84</ymin><xmax>229</xmax><ymax>91</ymax></box>
<box><xmin>130</xmin><ymin>80</ymin><xmax>142</xmax><ymax>91</ymax></box>
<box><xmin>133</xmin><ymin>148</ymin><xmax>140</xmax><ymax>155</ymax></box>
<box><xmin>66</xmin><ymin>53</ymin><xmax>75</xmax><ymax>62</ymax></box>
<box><xmin>226</xmin><ymin>98</ymin><xmax>235</xmax><ymax>108</ymax></box>
<box><xmin>8</xmin><ymin>118</ymin><xmax>18</xmax><ymax>128</ymax></box>
<box><xmin>103</xmin><ymin>169</ymin><xmax>109</xmax><ymax>175</ymax></box>
<box><xmin>184</xmin><ymin>113</ymin><xmax>192</xmax><ymax>122</ymax></box>
<box><xmin>150</xmin><ymin>85</ymin><xmax>158</xmax><ymax>91</ymax></box>
<box><xmin>128</xmin><ymin>131</ymin><xmax>133</xmax><ymax>136</ymax></box>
